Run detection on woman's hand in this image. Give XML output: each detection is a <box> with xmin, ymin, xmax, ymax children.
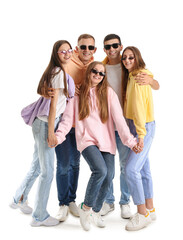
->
<box><xmin>47</xmin><ymin>133</ymin><xmax>58</xmax><ymax>148</ymax></box>
<box><xmin>132</xmin><ymin>144</ymin><xmax>139</xmax><ymax>154</ymax></box>
<box><xmin>40</xmin><ymin>87</ymin><xmax>55</xmax><ymax>99</ymax></box>
<box><xmin>137</xmin><ymin>138</ymin><xmax>144</xmax><ymax>152</ymax></box>
<box><xmin>132</xmin><ymin>138</ymin><xmax>144</xmax><ymax>154</ymax></box>
<box><xmin>47</xmin><ymin>88</ymin><xmax>55</xmax><ymax>98</ymax></box>
<box><xmin>75</xmin><ymin>84</ymin><xmax>81</xmax><ymax>96</ymax></box>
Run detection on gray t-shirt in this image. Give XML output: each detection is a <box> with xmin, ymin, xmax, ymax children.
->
<box><xmin>106</xmin><ymin>63</ymin><xmax>123</xmax><ymax>107</ymax></box>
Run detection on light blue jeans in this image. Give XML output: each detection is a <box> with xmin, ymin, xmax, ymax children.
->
<box><xmin>125</xmin><ymin>120</ymin><xmax>155</xmax><ymax>205</ymax></box>
<box><xmin>82</xmin><ymin>145</ymin><xmax>114</xmax><ymax>212</ymax></box>
<box><xmin>105</xmin><ymin>131</ymin><xmax>130</xmax><ymax>205</ymax></box>
<box><xmin>13</xmin><ymin>117</ymin><xmax>60</xmax><ymax>221</ymax></box>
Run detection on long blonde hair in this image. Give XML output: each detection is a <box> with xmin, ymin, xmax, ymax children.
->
<box><xmin>79</xmin><ymin>61</ymin><xmax>109</xmax><ymax>123</ymax></box>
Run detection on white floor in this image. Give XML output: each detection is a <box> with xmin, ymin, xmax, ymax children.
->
<box><xmin>2</xmin><ymin>152</ymin><xmax>183</xmax><ymax>240</ymax></box>
<box><xmin>3</xmin><ymin>198</ymin><xmax>181</xmax><ymax>240</ymax></box>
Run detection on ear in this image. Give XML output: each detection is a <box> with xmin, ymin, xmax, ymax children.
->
<box><xmin>94</xmin><ymin>47</ymin><xmax>97</xmax><ymax>54</ymax></box>
<box><xmin>103</xmin><ymin>48</ymin><xmax>107</xmax><ymax>54</ymax></box>
<box><xmin>120</xmin><ymin>45</ymin><xmax>123</xmax><ymax>51</ymax></box>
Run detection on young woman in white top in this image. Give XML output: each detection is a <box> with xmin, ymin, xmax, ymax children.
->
<box><xmin>10</xmin><ymin>40</ymin><xmax>74</xmax><ymax>227</ymax></box>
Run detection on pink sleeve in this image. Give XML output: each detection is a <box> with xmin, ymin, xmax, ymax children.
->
<box><xmin>109</xmin><ymin>89</ymin><xmax>137</xmax><ymax>149</ymax></box>
<box><xmin>55</xmin><ymin>97</ymin><xmax>75</xmax><ymax>144</ymax></box>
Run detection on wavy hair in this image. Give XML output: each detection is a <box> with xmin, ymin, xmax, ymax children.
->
<box><xmin>37</xmin><ymin>40</ymin><xmax>72</xmax><ymax>97</ymax></box>
<box><xmin>79</xmin><ymin>61</ymin><xmax>109</xmax><ymax>123</ymax></box>
<box><xmin>121</xmin><ymin>46</ymin><xmax>146</xmax><ymax>107</ymax></box>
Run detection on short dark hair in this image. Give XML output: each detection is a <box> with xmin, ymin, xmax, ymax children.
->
<box><xmin>103</xmin><ymin>34</ymin><xmax>122</xmax><ymax>45</ymax></box>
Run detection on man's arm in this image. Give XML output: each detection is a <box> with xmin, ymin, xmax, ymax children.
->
<box><xmin>135</xmin><ymin>72</ymin><xmax>160</xmax><ymax>90</ymax></box>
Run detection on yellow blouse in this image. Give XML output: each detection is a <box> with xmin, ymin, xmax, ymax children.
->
<box><xmin>124</xmin><ymin>69</ymin><xmax>154</xmax><ymax>139</ymax></box>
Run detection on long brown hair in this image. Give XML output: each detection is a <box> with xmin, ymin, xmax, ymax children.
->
<box><xmin>121</xmin><ymin>46</ymin><xmax>146</xmax><ymax>107</ymax></box>
<box><xmin>37</xmin><ymin>40</ymin><xmax>72</xmax><ymax>97</ymax></box>
<box><xmin>79</xmin><ymin>61</ymin><xmax>109</xmax><ymax>123</ymax></box>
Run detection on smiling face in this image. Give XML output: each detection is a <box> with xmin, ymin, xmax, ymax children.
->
<box><xmin>57</xmin><ymin>43</ymin><xmax>73</xmax><ymax>66</ymax></box>
<box><xmin>121</xmin><ymin>49</ymin><xmax>136</xmax><ymax>72</ymax></box>
<box><xmin>76</xmin><ymin>38</ymin><xmax>96</xmax><ymax>64</ymax></box>
<box><xmin>90</xmin><ymin>64</ymin><xmax>105</xmax><ymax>87</ymax></box>
<box><xmin>104</xmin><ymin>38</ymin><xmax>123</xmax><ymax>63</ymax></box>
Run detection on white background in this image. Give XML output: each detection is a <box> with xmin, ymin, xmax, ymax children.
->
<box><xmin>0</xmin><ymin>0</ymin><xmax>183</xmax><ymax>239</ymax></box>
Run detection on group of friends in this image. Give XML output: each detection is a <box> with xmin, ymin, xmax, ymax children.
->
<box><xmin>10</xmin><ymin>33</ymin><xmax>160</xmax><ymax>231</ymax></box>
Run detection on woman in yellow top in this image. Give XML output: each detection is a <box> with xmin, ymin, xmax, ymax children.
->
<box><xmin>121</xmin><ymin>46</ymin><xmax>156</xmax><ymax>231</ymax></box>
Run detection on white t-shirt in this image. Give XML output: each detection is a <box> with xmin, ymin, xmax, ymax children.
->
<box><xmin>38</xmin><ymin>68</ymin><xmax>67</xmax><ymax>122</ymax></box>
<box><xmin>106</xmin><ymin>63</ymin><xmax>123</xmax><ymax>107</ymax></box>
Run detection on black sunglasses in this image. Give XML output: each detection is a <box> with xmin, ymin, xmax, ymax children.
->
<box><xmin>104</xmin><ymin>43</ymin><xmax>120</xmax><ymax>50</ymax></box>
<box><xmin>79</xmin><ymin>45</ymin><xmax>95</xmax><ymax>50</ymax></box>
<box><xmin>121</xmin><ymin>56</ymin><xmax>135</xmax><ymax>61</ymax></box>
<box><xmin>91</xmin><ymin>68</ymin><xmax>106</xmax><ymax>77</ymax></box>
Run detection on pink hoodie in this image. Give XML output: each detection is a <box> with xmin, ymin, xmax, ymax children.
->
<box><xmin>55</xmin><ymin>87</ymin><xmax>137</xmax><ymax>154</ymax></box>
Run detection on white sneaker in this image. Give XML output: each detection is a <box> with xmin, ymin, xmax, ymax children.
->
<box><xmin>55</xmin><ymin>205</ymin><xmax>69</xmax><ymax>221</ymax></box>
<box><xmin>148</xmin><ymin>208</ymin><xmax>156</xmax><ymax>221</ymax></box>
<box><xmin>125</xmin><ymin>212</ymin><xmax>152</xmax><ymax>231</ymax></box>
<box><xmin>78</xmin><ymin>203</ymin><xmax>91</xmax><ymax>231</ymax></box>
<box><xmin>100</xmin><ymin>202</ymin><xmax>114</xmax><ymax>216</ymax></box>
<box><xmin>91</xmin><ymin>211</ymin><xmax>105</xmax><ymax>228</ymax></box>
<box><xmin>30</xmin><ymin>216</ymin><xmax>59</xmax><ymax>227</ymax></box>
<box><xmin>9</xmin><ymin>199</ymin><xmax>32</xmax><ymax>214</ymax></box>
<box><xmin>121</xmin><ymin>204</ymin><xmax>132</xmax><ymax>219</ymax></box>
<box><xmin>69</xmin><ymin>202</ymin><xmax>79</xmax><ymax>217</ymax></box>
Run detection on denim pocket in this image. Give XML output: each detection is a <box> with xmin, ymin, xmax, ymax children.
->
<box><xmin>146</xmin><ymin>121</ymin><xmax>155</xmax><ymax>139</ymax></box>
<box><xmin>32</xmin><ymin>118</ymin><xmax>41</xmax><ymax>135</ymax></box>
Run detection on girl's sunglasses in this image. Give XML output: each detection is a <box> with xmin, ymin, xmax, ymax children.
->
<box><xmin>91</xmin><ymin>68</ymin><xmax>106</xmax><ymax>77</ymax></box>
<box><xmin>57</xmin><ymin>49</ymin><xmax>73</xmax><ymax>55</ymax></box>
<box><xmin>121</xmin><ymin>56</ymin><xmax>135</xmax><ymax>61</ymax></box>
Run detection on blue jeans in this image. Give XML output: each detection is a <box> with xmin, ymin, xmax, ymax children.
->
<box><xmin>55</xmin><ymin>127</ymin><xmax>80</xmax><ymax>206</ymax></box>
<box><xmin>105</xmin><ymin>131</ymin><xmax>130</xmax><ymax>205</ymax></box>
<box><xmin>125</xmin><ymin>120</ymin><xmax>155</xmax><ymax>205</ymax></box>
<box><xmin>82</xmin><ymin>145</ymin><xmax>114</xmax><ymax>213</ymax></box>
<box><xmin>13</xmin><ymin>117</ymin><xmax>60</xmax><ymax>221</ymax></box>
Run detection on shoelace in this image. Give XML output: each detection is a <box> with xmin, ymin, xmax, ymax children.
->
<box><xmin>130</xmin><ymin>213</ymin><xmax>140</xmax><ymax>225</ymax></box>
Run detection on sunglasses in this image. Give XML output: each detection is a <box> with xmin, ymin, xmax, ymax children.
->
<box><xmin>104</xmin><ymin>43</ymin><xmax>120</xmax><ymax>50</ymax></box>
<box><xmin>121</xmin><ymin>56</ymin><xmax>135</xmax><ymax>61</ymax></box>
<box><xmin>91</xmin><ymin>68</ymin><xmax>106</xmax><ymax>77</ymax></box>
<box><xmin>57</xmin><ymin>49</ymin><xmax>73</xmax><ymax>55</ymax></box>
<box><xmin>79</xmin><ymin>45</ymin><xmax>95</xmax><ymax>50</ymax></box>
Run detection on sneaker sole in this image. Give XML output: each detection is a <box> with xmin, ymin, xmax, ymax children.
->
<box><xmin>69</xmin><ymin>209</ymin><xmax>80</xmax><ymax>217</ymax></box>
<box><xmin>9</xmin><ymin>202</ymin><xmax>19</xmax><ymax>209</ymax></box>
<box><xmin>79</xmin><ymin>218</ymin><xmax>91</xmax><ymax>231</ymax></box>
<box><xmin>125</xmin><ymin>220</ymin><xmax>152</xmax><ymax>231</ymax></box>
<box><xmin>31</xmin><ymin>220</ymin><xmax>60</xmax><ymax>227</ymax></box>
<box><xmin>55</xmin><ymin>214</ymin><xmax>68</xmax><ymax>222</ymax></box>
<box><xmin>20</xmin><ymin>208</ymin><xmax>32</xmax><ymax>214</ymax></box>
<box><xmin>125</xmin><ymin>223</ymin><xmax>148</xmax><ymax>231</ymax></box>
<box><xmin>96</xmin><ymin>223</ymin><xmax>106</xmax><ymax>228</ymax></box>
<box><xmin>100</xmin><ymin>208</ymin><xmax>114</xmax><ymax>216</ymax></box>
<box><xmin>121</xmin><ymin>214</ymin><xmax>132</xmax><ymax>219</ymax></box>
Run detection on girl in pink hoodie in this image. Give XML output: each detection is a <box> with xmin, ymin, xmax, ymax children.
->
<box><xmin>49</xmin><ymin>61</ymin><xmax>140</xmax><ymax>231</ymax></box>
